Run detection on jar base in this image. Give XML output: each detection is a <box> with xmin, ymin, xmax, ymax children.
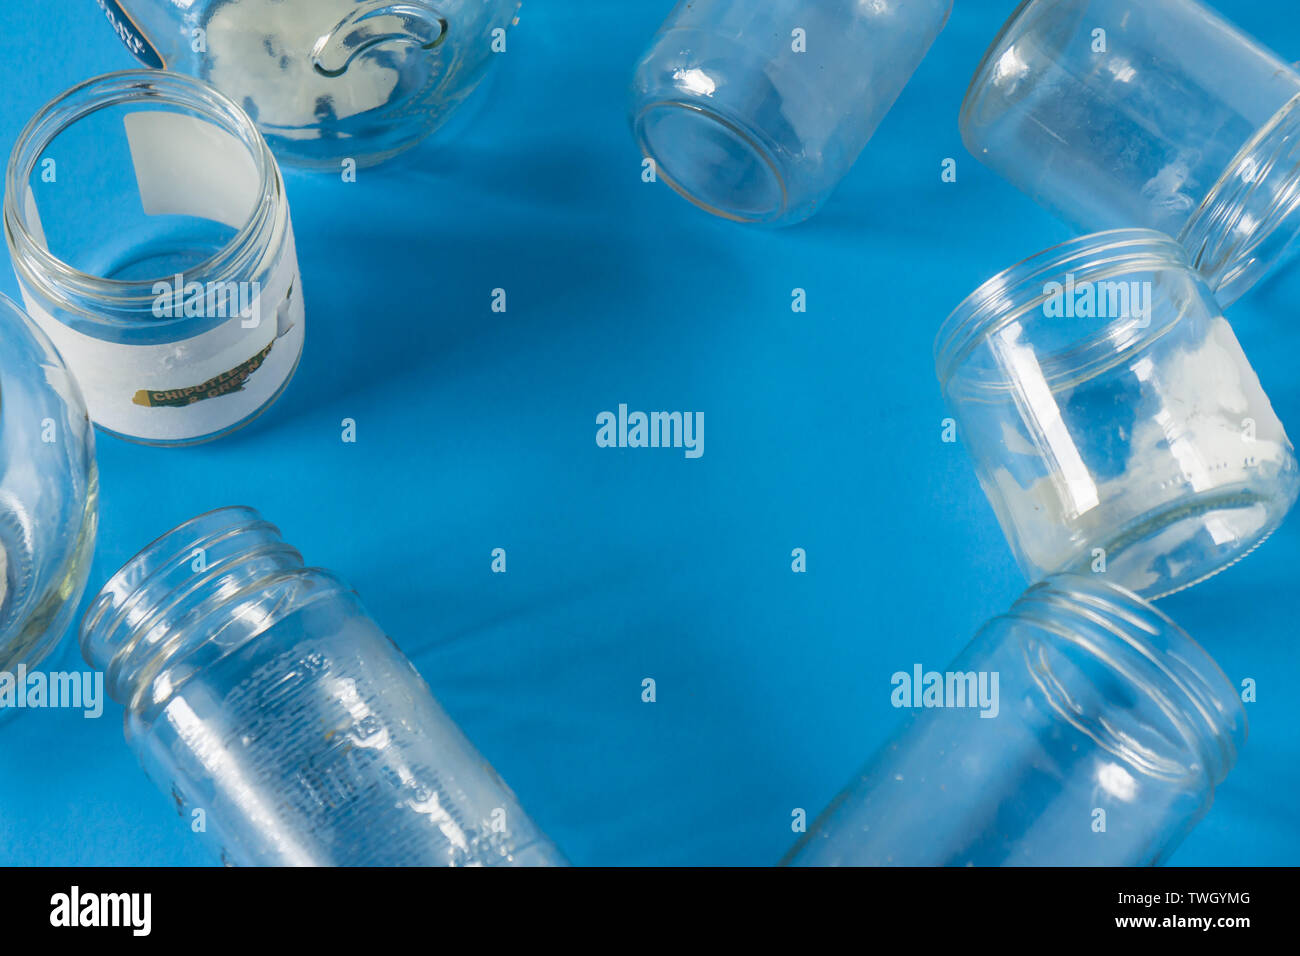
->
<box><xmin>634</xmin><ymin>100</ymin><xmax>789</xmax><ymax>225</ymax></box>
<box><xmin>1067</xmin><ymin>479</ymin><xmax>1299</xmax><ymax>600</ymax></box>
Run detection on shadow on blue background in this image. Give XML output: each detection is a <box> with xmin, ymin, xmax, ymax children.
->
<box><xmin>0</xmin><ymin>0</ymin><xmax>1296</xmax><ymax>866</ymax></box>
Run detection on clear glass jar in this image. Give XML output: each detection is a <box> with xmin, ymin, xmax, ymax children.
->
<box><xmin>95</xmin><ymin>0</ymin><xmax>521</xmax><ymax>169</ymax></box>
<box><xmin>785</xmin><ymin>575</ymin><xmax>1245</xmax><ymax>866</ymax></box>
<box><xmin>630</xmin><ymin>0</ymin><xmax>953</xmax><ymax>225</ymax></box>
<box><xmin>0</xmin><ymin>294</ymin><xmax>98</xmax><ymax>688</ymax></box>
<box><xmin>4</xmin><ymin>71</ymin><xmax>305</xmax><ymax>447</ymax></box>
<box><xmin>936</xmin><ymin>229</ymin><xmax>1298</xmax><ymax>599</ymax></box>
<box><xmin>961</xmin><ymin>0</ymin><xmax>1300</xmax><ymax>306</ymax></box>
<box><xmin>80</xmin><ymin>507</ymin><xmax>564</xmax><ymax>866</ymax></box>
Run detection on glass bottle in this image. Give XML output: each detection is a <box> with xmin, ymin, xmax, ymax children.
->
<box><xmin>0</xmin><ymin>294</ymin><xmax>98</xmax><ymax>694</ymax></box>
<box><xmin>630</xmin><ymin>0</ymin><xmax>953</xmax><ymax>225</ymax></box>
<box><xmin>4</xmin><ymin>71</ymin><xmax>304</xmax><ymax>447</ymax></box>
<box><xmin>936</xmin><ymin>228</ymin><xmax>1298</xmax><ymax>600</ymax></box>
<box><xmin>785</xmin><ymin>575</ymin><xmax>1245</xmax><ymax>866</ymax></box>
<box><xmin>79</xmin><ymin>506</ymin><xmax>565</xmax><ymax>866</ymax></box>
<box><xmin>93</xmin><ymin>0</ymin><xmax>522</xmax><ymax>169</ymax></box>
<box><xmin>961</xmin><ymin>0</ymin><xmax>1300</xmax><ymax>306</ymax></box>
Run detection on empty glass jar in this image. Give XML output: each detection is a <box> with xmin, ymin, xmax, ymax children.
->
<box><xmin>95</xmin><ymin>0</ymin><xmax>521</xmax><ymax>168</ymax></box>
<box><xmin>962</xmin><ymin>0</ymin><xmax>1300</xmax><ymax>305</ymax></box>
<box><xmin>785</xmin><ymin>574</ymin><xmax>1245</xmax><ymax>866</ymax></box>
<box><xmin>4</xmin><ymin>71</ymin><xmax>304</xmax><ymax>446</ymax></box>
<box><xmin>631</xmin><ymin>0</ymin><xmax>953</xmax><ymax>225</ymax></box>
<box><xmin>936</xmin><ymin>229</ymin><xmax>1298</xmax><ymax>599</ymax></box>
<box><xmin>80</xmin><ymin>507</ymin><xmax>564</xmax><ymax>866</ymax></box>
<box><xmin>0</xmin><ymin>295</ymin><xmax>98</xmax><ymax>687</ymax></box>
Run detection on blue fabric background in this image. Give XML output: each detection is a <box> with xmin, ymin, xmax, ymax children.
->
<box><xmin>1</xmin><ymin>0</ymin><xmax>1297</xmax><ymax>866</ymax></box>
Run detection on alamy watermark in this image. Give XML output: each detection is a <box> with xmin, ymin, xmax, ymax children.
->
<box><xmin>0</xmin><ymin>664</ymin><xmax>104</xmax><ymax>718</ymax></box>
<box><xmin>1043</xmin><ymin>273</ymin><xmax>1151</xmax><ymax>328</ymax></box>
<box><xmin>50</xmin><ymin>886</ymin><xmax>151</xmax><ymax>936</ymax></box>
<box><xmin>891</xmin><ymin>664</ymin><xmax>999</xmax><ymax>718</ymax></box>
<box><xmin>596</xmin><ymin>404</ymin><xmax>704</xmax><ymax>459</ymax></box>
<box><xmin>152</xmin><ymin>274</ymin><xmax>261</xmax><ymax>328</ymax></box>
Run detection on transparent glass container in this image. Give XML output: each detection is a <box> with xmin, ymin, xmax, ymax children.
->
<box><xmin>80</xmin><ymin>507</ymin><xmax>564</xmax><ymax>866</ymax></box>
<box><xmin>4</xmin><ymin>71</ymin><xmax>305</xmax><ymax>447</ymax></box>
<box><xmin>0</xmin><ymin>294</ymin><xmax>98</xmax><ymax>689</ymax></box>
<box><xmin>785</xmin><ymin>575</ymin><xmax>1245</xmax><ymax>866</ymax></box>
<box><xmin>962</xmin><ymin>0</ymin><xmax>1300</xmax><ymax>306</ymax></box>
<box><xmin>95</xmin><ymin>0</ymin><xmax>521</xmax><ymax>169</ymax></box>
<box><xmin>936</xmin><ymin>229</ymin><xmax>1298</xmax><ymax>600</ymax></box>
<box><xmin>631</xmin><ymin>0</ymin><xmax>953</xmax><ymax>225</ymax></box>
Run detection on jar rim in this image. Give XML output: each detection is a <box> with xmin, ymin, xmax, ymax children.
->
<box><xmin>1180</xmin><ymin>90</ymin><xmax>1300</xmax><ymax>306</ymax></box>
<box><xmin>933</xmin><ymin>228</ymin><xmax>1191</xmax><ymax>388</ymax></box>
<box><xmin>1011</xmin><ymin>574</ymin><xmax>1246</xmax><ymax>787</ymax></box>
<box><xmin>2</xmin><ymin>70</ymin><xmax>280</xmax><ymax>323</ymax></box>
<box><xmin>78</xmin><ymin>506</ymin><xmax>304</xmax><ymax>705</ymax></box>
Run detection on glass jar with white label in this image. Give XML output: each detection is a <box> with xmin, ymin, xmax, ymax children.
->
<box><xmin>0</xmin><ymin>294</ymin><xmax>98</xmax><ymax>694</ymax></box>
<box><xmin>4</xmin><ymin>71</ymin><xmax>305</xmax><ymax>447</ymax></box>
<box><xmin>936</xmin><ymin>229</ymin><xmax>1299</xmax><ymax>599</ymax></box>
<box><xmin>784</xmin><ymin>575</ymin><xmax>1245</xmax><ymax>866</ymax></box>
<box><xmin>80</xmin><ymin>506</ymin><xmax>566</xmax><ymax>866</ymax></box>
<box><xmin>92</xmin><ymin>0</ymin><xmax>521</xmax><ymax>169</ymax></box>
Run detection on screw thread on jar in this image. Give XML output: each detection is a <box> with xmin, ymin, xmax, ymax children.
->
<box><xmin>1180</xmin><ymin>91</ymin><xmax>1300</xmax><ymax>306</ymax></box>
<box><xmin>1008</xmin><ymin>574</ymin><xmax>1245</xmax><ymax>787</ymax></box>
<box><xmin>79</xmin><ymin>506</ymin><xmax>320</xmax><ymax>708</ymax></box>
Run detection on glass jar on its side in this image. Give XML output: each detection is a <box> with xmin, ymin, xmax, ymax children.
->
<box><xmin>0</xmin><ymin>294</ymin><xmax>97</xmax><ymax>687</ymax></box>
<box><xmin>936</xmin><ymin>229</ymin><xmax>1298</xmax><ymax>600</ymax></box>
<box><xmin>631</xmin><ymin>0</ymin><xmax>953</xmax><ymax>226</ymax></box>
<box><xmin>961</xmin><ymin>0</ymin><xmax>1300</xmax><ymax>306</ymax></box>
<box><xmin>785</xmin><ymin>575</ymin><xmax>1245</xmax><ymax>866</ymax></box>
<box><xmin>4</xmin><ymin>71</ymin><xmax>305</xmax><ymax>447</ymax></box>
<box><xmin>80</xmin><ymin>507</ymin><xmax>565</xmax><ymax>866</ymax></box>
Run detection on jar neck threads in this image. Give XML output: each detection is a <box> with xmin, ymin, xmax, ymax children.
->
<box><xmin>1181</xmin><ymin>91</ymin><xmax>1300</xmax><ymax>306</ymax></box>
<box><xmin>1008</xmin><ymin>575</ymin><xmax>1245</xmax><ymax>787</ymax></box>
<box><xmin>79</xmin><ymin>507</ymin><xmax>341</xmax><ymax>710</ymax></box>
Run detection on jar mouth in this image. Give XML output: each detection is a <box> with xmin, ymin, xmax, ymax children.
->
<box><xmin>1011</xmin><ymin>574</ymin><xmax>1245</xmax><ymax>787</ymax></box>
<box><xmin>933</xmin><ymin>228</ymin><xmax>1190</xmax><ymax>390</ymax></box>
<box><xmin>78</xmin><ymin>506</ymin><xmax>300</xmax><ymax>698</ymax></box>
<box><xmin>633</xmin><ymin>100</ymin><xmax>790</xmax><ymax>225</ymax></box>
<box><xmin>3</xmin><ymin>71</ymin><xmax>279</xmax><ymax>323</ymax></box>
<box><xmin>1180</xmin><ymin>91</ymin><xmax>1300</xmax><ymax>306</ymax></box>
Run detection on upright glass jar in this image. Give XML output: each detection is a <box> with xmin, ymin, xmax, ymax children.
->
<box><xmin>631</xmin><ymin>0</ymin><xmax>953</xmax><ymax>225</ymax></box>
<box><xmin>785</xmin><ymin>575</ymin><xmax>1245</xmax><ymax>866</ymax></box>
<box><xmin>4</xmin><ymin>71</ymin><xmax>305</xmax><ymax>447</ymax></box>
<box><xmin>962</xmin><ymin>0</ymin><xmax>1300</xmax><ymax>305</ymax></box>
<box><xmin>0</xmin><ymin>295</ymin><xmax>97</xmax><ymax>690</ymax></box>
<box><xmin>93</xmin><ymin>0</ymin><xmax>522</xmax><ymax>169</ymax></box>
<box><xmin>936</xmin><ymin>229</ymin><xmax>1298</xmax><ymax>599</ymax></box>
<box><xmin>80</xmin><ymin>507</ymin><xmax>564</xmax><ymax>866</ymax></box>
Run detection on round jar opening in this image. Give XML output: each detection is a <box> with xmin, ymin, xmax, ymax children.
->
<box><xmin>3</xmin><ymin>70</ymin><xmax>278</xmax><ymax>332</ymax></box>
<box><xmin>1012</xmin><ymin>575</ymin><xmax>1244</xmax><ymax>787</ymax></box>
<box><xmin>79</xmin><ymin>506</ymin><xmax>302</xmax><ymax>704</ymax></box>
<box><xmin>634</xmin><ymin>100</ymin><xmax>789</xmax><ymax>224</ymax></box>
<box><xmin>934</xmin><ymin>229</ymin><xmax>1195</xmax><ymax>393</ymax></box>
<box><xmin>1180</xmin><ymin>91</ymin><xmax>1300</xmax><ymax>307</ymax></box>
